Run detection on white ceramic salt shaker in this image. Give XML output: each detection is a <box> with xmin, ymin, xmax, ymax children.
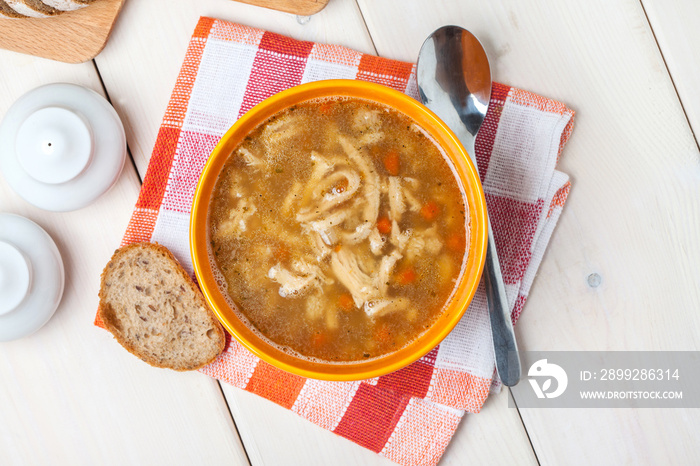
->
<box><xmin>0</xmin><ymin>213</ymin><xmax>64</xmax><ymax>342</ymax></box>
<box><xmin>0</xmin><ymin>83</ymin><xmax>126</xmax><ymax>211</ymax></box>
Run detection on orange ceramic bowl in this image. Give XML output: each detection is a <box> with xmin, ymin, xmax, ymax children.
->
<box><xmin>190</xmin><ymin>79</ymin><xmax>487</xmax><ymax>381</ymax></box>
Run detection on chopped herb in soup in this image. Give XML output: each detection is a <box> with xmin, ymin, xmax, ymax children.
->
<box><xmin>208</xmin><ymin>97</ymin><xmax>468</xmax><ymax>362</ymax></box>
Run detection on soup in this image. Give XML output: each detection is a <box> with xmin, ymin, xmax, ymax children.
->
<box><xmin>208</xmin><ymin>97</ymin><xmax>468</xmax><ymax>362</ymax></box>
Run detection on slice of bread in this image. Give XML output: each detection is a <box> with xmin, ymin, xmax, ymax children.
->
<box><xmin>40</xmin><ymin>0</ymin><xmax>92</xmax><ymax>11</ymax></box>
<box><xmin>0</xmin><ymin>0</ymin><xmax>27</xmax><ymax>17</ymax></box>
<box><xmin>0</xmin><ymin>0</ymin><xmax>96</xmax><ymax>18</ymax></box>
<box><xmin>5</xmin><ymin>0</ymin><xmax>62</xmax><ymax>17</ymax></box>
<box><xmin>99</xmin><ymin>242</ymin><xmax>226</xmax><ymax>371</ymax></box>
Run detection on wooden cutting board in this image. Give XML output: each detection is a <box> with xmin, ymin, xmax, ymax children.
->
<box><xmin>0</xmin><ymin>0</ymin><xmax>126</xmax><ymax>64</ymax></box>
<box><xmin>231</xmin><ymin>0</ymin><xmax>329</xmax><ymax>16</ymax></box>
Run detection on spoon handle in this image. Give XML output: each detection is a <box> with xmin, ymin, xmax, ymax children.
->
<box><xmin>461</xmin><ymin>137</ymin><xmax>521</xmax><ymax>386</ymax></box>
<box><xmin>484</xmin><ymin>218</ymin><xmax>521</xmax><ymax>386</ymax></box>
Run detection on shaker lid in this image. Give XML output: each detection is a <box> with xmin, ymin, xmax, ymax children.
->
<box><xmin>0</xmin><ymin>213</ymin><xmax>64</xmax><ymax>342</ymax></box>
<box><xmin>0</xmin><ymin>83</ymin><xmax>126</xmax><ymax>212</ymax></box>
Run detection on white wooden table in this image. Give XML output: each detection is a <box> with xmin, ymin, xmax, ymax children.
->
<box><xmin>1</xmin><ymin>1</ymin><xmax>699</xmax><ymax>464</ymax></box>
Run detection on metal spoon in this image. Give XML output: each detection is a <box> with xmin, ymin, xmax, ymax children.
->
<box><xmin>417</xmin><ymin>25</ymin><xmax>521</xmax><ymax>386</ymax></box>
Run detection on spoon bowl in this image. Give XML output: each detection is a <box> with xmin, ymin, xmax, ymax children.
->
<box><xmin>417</xmin><ymin>26</ymin><xmax>492</xmax><ymax>156</ymax></box>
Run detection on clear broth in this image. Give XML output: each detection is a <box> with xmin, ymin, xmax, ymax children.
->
<box><xmin>208</xmin><ymin>97</ymin><xmax>468</xmax><ymax>362</ymax></box>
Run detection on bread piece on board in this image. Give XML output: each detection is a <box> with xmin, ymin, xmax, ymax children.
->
<box><xmin>5</xmin><ymin>0</ymin><xmax>62</xmax><ymax>17</ymax></box>
<box><xmin>99</xmin><ymin>243</ymin><xmax>226</xmax><ymax>371</ymax></box>
<box><xmin>0</xmin><ymin>0</ymin><xmax>27</xmax><ymax>17</ymax></box>
<box><xmin>40</xmin><ymin>0</ymin><xmax>92</xmax><ymax>11</ymax></box>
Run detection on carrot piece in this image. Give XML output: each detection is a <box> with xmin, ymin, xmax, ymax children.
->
<box><xmin>376</xmin><ymin>216</ymin><xmax>392</xmax><ymax>235</ymax></box>
<box><xmin>333</xmin><ymin>244</ymin><xmax>342</xmax><ymax>253</ymax></box>
<box><xmin>274</xmin><ymin>244</ymin><xmax>290</xmax><ymax>262</ymax></box>
<box><xmin>374</xmin><ymin>323</ymin><xmax>392</xmax><ymax>344</ymax></box>
<box><xmin>420</xmin><ymin>201</ymin><xmax>440</xmax><ymax>221</ymax></box>
<box><xmin>311</xmin><ymin>332</ymin><xmax>327</xmax><ymax>347</ymax></box>
<box><xmin>396</xmin><ymin>266</ymin><xmax>417</xmax><ymax>285</ymax></box>
<box><xmin>383</xmin><ymin>150</ymin><xmax>400</xmax><ymax>175</ymax></box>
<box><xmin>338</xmin><ymin>293</ymin><xmax>354</xmax><ymax>312</ymax></box>
<box><xmin>446</xmin><ymin>232</ymin><xmax>466</xmax><ymax>252</ymax></box>
<box><xmin>319</xmin><ymin>101</ymin><xmax>333</xmax><ymax>115</ymax></box>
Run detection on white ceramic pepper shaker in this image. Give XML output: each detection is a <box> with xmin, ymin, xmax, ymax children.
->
<box><xmin>0</xmin><ymin>83</ymin><xmax>126</xmax><ymax>211</ymax></box>
<box><xmin>0</xmin><ymin>213</ymin><xmax>64</xmax><ymax>341</ymax></box>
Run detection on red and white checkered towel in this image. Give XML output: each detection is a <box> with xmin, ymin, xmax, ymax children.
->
<box><xmin>98</xmin><ymin>17</ymin><xmax>574</xmax><ymax>466</ymax></box>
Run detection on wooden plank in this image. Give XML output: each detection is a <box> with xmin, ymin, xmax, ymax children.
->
<box><xmin>229</xmin><ymin>0</ymin><xmax>329</xmax><ymax>16</ymax></box>
<box><xmin>640</xmin><ymin>0</ymin><xmax>700</xmax><ymax>143</ymax></box>
<box><xmin>356</xmin><ymin>0</ymin><xmax>700</xmax><ymax>463</ymax></box>
<box><xmin>93</xmin><ymin>0</ymin><xmax>536</xmax><ymax>463</ymax></box>
<box><xmin>0</xmin><ymin>53</ymin><xmax>249</xmax><ymax>464</ymax></box>
<box><xmin>0</xmin><ymin>0</ymin><xmax>125</xmax><ymax>63</ymax></box>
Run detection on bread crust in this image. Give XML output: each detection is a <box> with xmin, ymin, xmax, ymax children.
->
<box><xmin>98</xmin><ymin>242</ymin><xmax>225</xmax><ymax>371</ymax></box>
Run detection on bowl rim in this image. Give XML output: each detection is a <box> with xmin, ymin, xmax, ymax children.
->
<box><xmin>190</xmin><ymin>79</ymin><xmax>487</xmax><ymax>381</ymax></box>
